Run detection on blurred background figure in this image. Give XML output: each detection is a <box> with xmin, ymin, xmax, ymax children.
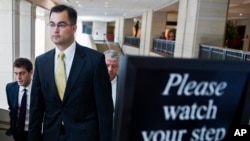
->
<box><xmin>133</xmin><ymin>21</ymin><xmax>139</xmax><ymax>37</ymax></box>
<box><xmin>159</xmin><ymin>32</ymin><xmax>166</xmax><ymax>39</ymax></box>
<box><xmin>167</xmin><ymin>31</ymin><xmax>175</xmax><ymax>40</ymax></box>
<box><xmin>104</xmin><ymin>50</ymin><xmax>120</xmax><ymax>108</ymax></box>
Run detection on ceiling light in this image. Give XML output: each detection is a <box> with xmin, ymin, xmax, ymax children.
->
<box><xmin>239</xmin><ymin>13</ymin><xmax>243</xmax><ymax>16</ymax></box>
<box><xmin>105</xmin><ymin>1</ymin><xmax>109</xmax><ymax>7</ymax></box>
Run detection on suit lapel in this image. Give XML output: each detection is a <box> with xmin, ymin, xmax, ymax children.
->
<box><xmin>47</xmin><ymin>49</ymin><xmax>62</xmax><ymax>101</ymax></box>
<box><xmin>116</xmin><ymin>75</ymin><xmax>119</xmax><ymax>95</ymax></box>
<box><xmin>63</xmin><ymin>44</ymin><xmax>86</xmax><ymax>101</ymax></box>
<box><xmin>13</xmin><ymin>83</ymin><xmax>20</xmax><ymax>110</ymax></box>
<box><xmin>48</xmin><ymin>50</ymin><xmax>56</xmax><ymax>85</ymax></box>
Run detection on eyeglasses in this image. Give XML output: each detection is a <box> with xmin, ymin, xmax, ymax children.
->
<box><xmin>48</xmin><ymin>22</ymin><xmax>73</xmax><ymax>28</ymax></box>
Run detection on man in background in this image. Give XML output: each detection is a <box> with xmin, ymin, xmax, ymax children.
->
<box><xmin>104</xmin><ymin>49</ymin><xmax>120</xmax><ymax>108</ymax></box>
<box><xmin>6</xmin><ymin>58</ymin><xmax>33</xmax><ymax>141</ymax></box>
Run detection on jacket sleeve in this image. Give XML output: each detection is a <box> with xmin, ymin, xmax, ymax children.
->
<box><xmin>5</xmin><ymin>84</ymin><xmax>14</xmax><ymax>136</ymax></box>
<box><xmin>94</xmin><ymin>54</ymin><xmax>114</xmax><ymax>141</ymax></box>
<box><xmin>28</xmin><ymin>58</ymin><xmax>44</xmax><ymax>141</ymax></box>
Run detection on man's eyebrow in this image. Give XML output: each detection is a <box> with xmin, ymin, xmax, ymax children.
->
<box><xmin>58</xmin><ymin>21</ymin><xmax>67</xmax><ymax>24</ymax></box>
<box><xmin>49</xmin><ymin>21</ymin><xmax>67</xmax><ymax>24</ymax></box>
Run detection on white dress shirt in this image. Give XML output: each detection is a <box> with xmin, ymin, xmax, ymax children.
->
<box><xmin>54</xmin><ymin>42</ymin><xmax>76</xmax><ymax>80</ymax></box>
<box><xmin>111</xmin><ymin>76</ymin><xmax>117</xmax><ymax>108</ymax></box>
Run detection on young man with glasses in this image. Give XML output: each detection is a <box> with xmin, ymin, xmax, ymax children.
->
<box><xmin>6</xmin><ymin>58</ymin><xmax>33</xmax><ymax>141</ymax></box>
<box><xmin>28</xmin><ymin>4</ymin><xmax>113</xmax><ymax>141</ymax></box>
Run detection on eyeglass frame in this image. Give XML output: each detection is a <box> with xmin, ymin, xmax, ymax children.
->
<box><xmin>47</xmin><ymin>22</ymin><xmax>74</xmax><ymax>28</ymax></box>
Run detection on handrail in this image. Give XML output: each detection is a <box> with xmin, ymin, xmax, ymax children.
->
<box><xmin>199</xmin><ymin>44</ymin><xmax>250</xmax><ymax>61</ymax></box>
<box><xmin>124</xmin><ymin>36</ymin><xmax>140</xmax><ymax>48</ymax></box>
<box><xmin>152</xmin><ymin>39</ymin><xmax>175</xmax><ymax>55</ymax></box>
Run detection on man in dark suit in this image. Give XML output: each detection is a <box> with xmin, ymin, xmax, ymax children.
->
<box><xmin>6</xmin><ymin>58</ymin><xmax>33</xmax><ymax>141</ymax></box>
<box><xmin>104</xmin><ymin>50</ymin><xmax>120</xmax><ymax>109</ymax></box>
<box><xmin>28</xmin><ymin>4</ymin><xmax>113</xmax><ymax>141</ymax></box>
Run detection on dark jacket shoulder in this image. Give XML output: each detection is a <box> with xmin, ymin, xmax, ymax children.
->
<box><xmin>6</xmin><ymin>82</ymin><xmax>18</xmax><ymax>90</ymax></box>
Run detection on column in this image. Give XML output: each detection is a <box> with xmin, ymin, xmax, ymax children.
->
<box><xmin>114</xmin><ymin>17</ymin><xmax>124</xmax><ymax>46</ymax></box>
<box><xmin>175</xmin><ymin>0</ymin><xmax>229</xmax><ymax>58</ymax></box>
<box><xmin>44</xmin><ymin>13</ymin><xmax>54</xmax><ymax>51</ymax></box>
<box><xmin>139</xmin><ymin>9</ymin><xmax>153</xmax><ymax>56</ymax></box>
<box><xmin>20</xmin><ymin>0</ymin><xmax>36</xmax><ymax>62</ymax></box>
<box><xmin>30</xmin><ymin>2</ymin><xmax>36</xmax><ymax>62</ymax></box>
<box><xmin>35</xmin><ymin>7</ymin><xmax>48</xmax><ymax>56</ymax></box>
<box><xmin>0</xmin><ymin>0</ymin><xmax>20</xmax><ymax>109</ymax></box>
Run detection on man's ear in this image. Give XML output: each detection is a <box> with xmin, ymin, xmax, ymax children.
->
<box><xmin>72</xmin><ymin>24</ymin><xmax>77</xmax><ymax>32</ymax></box>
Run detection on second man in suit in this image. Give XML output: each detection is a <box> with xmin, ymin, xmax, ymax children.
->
<box><xmin>6</xmin><ymin>58</ymin><xmax>33</xmax><ymax>141</ymax></box>
<box><xmin>28</xmin><ymin>4</ymin><xmax>113</xmax><ymax>141</ymax></box>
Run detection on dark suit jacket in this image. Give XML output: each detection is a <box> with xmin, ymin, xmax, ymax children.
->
<box><xmin>5</xmin><ymin>82</ymin><xmax>19</xmax><ymax>136</ymax></box>
<box><xmin>28</xmin><ymin>43</ymin><xmax>114</xmax><ymax>141</ymax></box>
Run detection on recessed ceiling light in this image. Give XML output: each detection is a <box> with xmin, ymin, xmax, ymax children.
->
<box><xmin>239</xmin><ymin>13</ymin><xmax>243</xmax><ymax>16</ymax></box>
<box><xmin>105</xmin><ymin>1</ymin><xmax>109</xmax><ymax>7</ymax></box>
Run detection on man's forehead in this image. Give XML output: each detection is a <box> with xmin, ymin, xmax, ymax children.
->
<box><xmin>50</xmin><ymin>11</ymin><xmax>69</xmax><ymax>20</ymax></box>
<box><xmin>106</xmin><ymin>59</ymin><xmax>118</xmax><ymax>63</ymax></box>
<box><xmin>14</xmin><ymin>67</ymin><xmax>28</xmax><ymax>71</ymax></box>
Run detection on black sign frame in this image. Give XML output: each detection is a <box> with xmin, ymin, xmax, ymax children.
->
<box><xmin>113</xmin><ymin>56</ymin><xmax>250</xmax><ymax>141</ymax></box>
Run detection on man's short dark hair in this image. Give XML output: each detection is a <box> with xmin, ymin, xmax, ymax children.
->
<box><xmin>49</xmin><ymin>4</ymin><xmax>77</xmax><ymax>25</ymax></box>
<box><xmin>13</xmin><ymin>58</ymin><xmax>33</xmax><ymax>72</ymax></box>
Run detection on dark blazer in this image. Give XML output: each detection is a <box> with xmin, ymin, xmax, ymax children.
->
<box><xmin>5</xmin><ymin>82</ymin><xmax>19</xmax><ymax>136</ymax></box>
<box><xmin>28</xmin><ymin>42</ymin><xmax>114</xmax><ymax>141</ymax></box>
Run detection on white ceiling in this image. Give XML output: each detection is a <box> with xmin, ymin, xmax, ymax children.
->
<box><xmin>50</xmin><ymin>0</ymin><xmax>178</xmax><ymax>18</ymax></box>
<box><xmin>37</xmin><ymin>0</ymin><xmax>250</xmax><ymax>20</ymax></box>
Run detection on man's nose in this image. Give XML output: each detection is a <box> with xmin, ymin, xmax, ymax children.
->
<box><xmin>108</xmin><ymin>66</ymin><xmax>112</xmax><ymax>71</ymax></box>
<box><xmin>108</xmin><ymin>66</ymin><xmax>111</xmax><ymax>71</ymax></box>
<box><xmin>16</xmin><ymin>75</ymin><xmax>22</xmax><ymax>80</ymax></box>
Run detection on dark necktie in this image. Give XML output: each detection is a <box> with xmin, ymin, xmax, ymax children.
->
<box><xmin>16</xmin><ymin>88</ymin><xmax>27</xmax><ymax>134</ymax></box>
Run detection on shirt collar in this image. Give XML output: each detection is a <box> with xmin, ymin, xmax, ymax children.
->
<box><xmin>20</xmin><ymin>81</ymin><xmax>32</xmax><ymax>92</ymax></box>
<box><xmin>111</xmin><ymin>76</ymin><xmax>117</xmax><ymax>84</ymax></box>
<box><xmin>55</xmin><ymin>42</ymin><xmax>76</xmax><ymax>59</ymax></box>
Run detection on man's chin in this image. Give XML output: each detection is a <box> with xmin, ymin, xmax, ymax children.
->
<box><xmin>52</xmin><ymin>39</ymin><xmax>62</xmax><ymax>44</ymax></box>
<box><xmin>110</xmin><ymin>76</ymin><xmax>116</xmax><ymax>81</ymax></box>
<box><xmin>17</xmin><ymin>82</ymin><xmax>24</xmax><ymax>86</ymax></box>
